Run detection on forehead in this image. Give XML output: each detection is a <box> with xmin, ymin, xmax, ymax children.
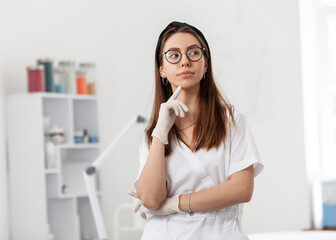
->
<box><xmin>163</xmin><ymin>32</ymin><xmax>201</xmax><ymax>50</ymax></box>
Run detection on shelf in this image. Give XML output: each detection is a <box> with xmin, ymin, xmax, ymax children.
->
<box><xmin>38</xmin><ymin>92</ymin><xmax>97</xmax><ymax>101</ymax></box>
<box><xmin>6</xmin><ymin>93</ymin><xmax>100</xmax><ymax>240</ymax></box>
<box><xmin>77</xmin><ymin>191</ymin><xmax>102</xmax><ymax>198</ymax></box>
<box><xmin>45</xmin><ymin>168</ymin><xmax>59</xmax><ymax>174</ymax></box>
<box><xmin>72</xmin><ymin>95</ymin><xmax>97</xmax><ymax>101</ymax></box>
<box><xmin>56</xmin><ymin>143</ymin><xmax>100</xmax><ymax>149</ymax></box>
<box><xmin>48</xmin><ymin>191</ymin><xmax>101</xmax><ymax>199</ymax></box>
<box><xmin>58</xmin><ymin>193</ymin><xmax>88</xmax><ymax>199</ymax></box>
<box><xmin>7</xmin><ymin>92</ymin><xmax>97</xmax><ymax>101</ymax></box>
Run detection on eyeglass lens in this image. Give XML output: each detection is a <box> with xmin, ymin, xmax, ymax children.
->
<box><xmin>165</xmin><ymin>47</ymin><xmax>203</xmax><ymax>64</ymax></box>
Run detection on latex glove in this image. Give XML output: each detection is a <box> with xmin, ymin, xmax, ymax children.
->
<box><xmin>128</xmin><ymin>191</ymin><xmax>147</xmax><ymax>220</ymax></box>
<box><xmin>152</xmin><ymin>86</ymin><xmax>188</xmax><ymax>144</ymax></box>
<box><xmin>128</xmin><ymin>191</ymin><xmax>183</xmax><ymax>220</ymax></box>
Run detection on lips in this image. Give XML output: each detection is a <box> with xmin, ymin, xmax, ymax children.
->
<box><xmin>178</xmin><ymin>71</ymin><xmax>194</xmax><ymax>77</ymax></box>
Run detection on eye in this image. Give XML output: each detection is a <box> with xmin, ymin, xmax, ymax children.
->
<box><xmin>166</xmin><ymin>50</ymin><xmax>180</xmax><ymax>59</ymax></box>
<box><xmin>188</xmin><ymin>49</ymin><xmax>201</xmax><ymax>56</ymax></box>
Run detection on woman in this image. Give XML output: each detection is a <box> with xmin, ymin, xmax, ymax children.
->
<box><xmin>130</xmin><ymin>21</ymin><xmax>264</xmax><ymax>239</ymax></box>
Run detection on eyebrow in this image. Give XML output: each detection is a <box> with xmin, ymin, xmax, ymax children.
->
<box><xmin>166</xmin><ymin>44</ymin><xmax>201</xmax><ymax>51</ymax></box>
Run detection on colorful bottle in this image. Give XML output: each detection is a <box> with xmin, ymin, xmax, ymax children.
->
<box><xmin>37</xmin><ymin>59</ymin><xmax>54</xmax><ymax>92</ymax></box>
<box><xmin>53</xmin><ymin>68</ymin><xmax>66</xmax><ymax>93</ymax></box>
<box><xmin>59</xmin><ymin>61</ymin><xmax>76</xmax><ymax>94</ymax></box>
<box><xmin>79</xmin><ymin>62</ymin><xmax>96</xmax><ymax>95</ymax></box>
<box><xmin>76</xmin><ymin>70</ymin><xmax>87</xmax><ymax>94</ymax></box>
<box><xmin>27</xmin><ymin>65</ymin><xmax>45</xmax><ymax>92</ymax></box>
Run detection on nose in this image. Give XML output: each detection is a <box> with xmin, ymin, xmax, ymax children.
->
<box><xmin>180</xmin><ymin>52</ymin><xmax>190</xmax><ymax>67</ymax></box>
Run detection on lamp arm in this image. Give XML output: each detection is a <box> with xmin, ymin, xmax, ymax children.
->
<box><xmin>83</xmin><ymin>171</ymin><xmax>108</xmax><ymax>239</ymax></box>
<box><xmin>83</xmin><ymin>115</ymin><xmax>146</xmax><ymax>240</ymax></box>
<box><xmin>88</xmin><ymin>115</ymin><xmax>146</xmax><ymax>173</ymax></box>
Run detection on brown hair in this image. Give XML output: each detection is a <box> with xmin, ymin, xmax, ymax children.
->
<box><xmin>146</xmin><ymin>22</ymin><xmax>235</xmax><ymax>155</ymax></box>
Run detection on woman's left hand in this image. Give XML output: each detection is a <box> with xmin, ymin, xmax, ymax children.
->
<box><xmin>128</xmin><ymin>191</ymin><xmax>183</xmax><ymax>219</ymax></box>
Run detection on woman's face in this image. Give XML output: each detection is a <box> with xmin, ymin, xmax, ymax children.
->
<box><xmin>159</xmin><ymin>32</ymin><xmax>208</xmax><ymax>91</ymax></box>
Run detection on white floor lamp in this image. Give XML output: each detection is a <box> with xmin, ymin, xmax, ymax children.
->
<box><xmin>83</xmin><ymin>115</ymin><xmax>146</xmax><ymax>240</ymax></box>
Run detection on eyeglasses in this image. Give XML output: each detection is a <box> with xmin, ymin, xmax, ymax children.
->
<box><xmin>162</xmin><ymin>47</ymin><xmax>205</xmax><ymax>64</ymax></box>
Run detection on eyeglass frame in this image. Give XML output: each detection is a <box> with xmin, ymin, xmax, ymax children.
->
<box><xmin>162</xmin><ymin>47</ymin><xmax>206</xmax><ymax>64</ymax></box>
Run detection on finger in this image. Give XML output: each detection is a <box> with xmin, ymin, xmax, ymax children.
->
<box><xmin>141</xmin><ymin>212</ymin><xmax>147</xmax><ymax>220</ymax></box>
<box><xmin>174</xmin><ymin>101</ymin><xmax>185</xmax><ymax>117</ymax></box>
<box><xmin>139</xmin><ymin>206</ymin><xmax>147</xmax><ymax>220</ymax></box>
<box><xmin>128</xmin><ymin>191</ymin><xmax>138</xmax><ymax>198</ymax></box>
<box><xmin>175</xmin><ymin>100</ymin><xmax>189</xmax><ymax>113</ymax></box>
<box><xmin>170</xmin><ymin>102</ymin><xmax>180</xmax><ymax>117</ymax></box>
<box><xmin>168</xmin><ymin>86</ymin><xmax>182</xmax><ymax>101</ymax></box>
<box><xmin>134</xmin><ymin>200</ymin><xmax>142</xmax><ymax>213</ymax></box>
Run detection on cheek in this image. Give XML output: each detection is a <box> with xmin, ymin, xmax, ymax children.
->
<box><xmin>196</xmin><ymin>62</ymin><xmax>206</xmax><ymax>75</ymax></box>
<box><xmin>163</xmin><ymin>65</ymin><xmax>176</xmax><ymax>79</ymax></box>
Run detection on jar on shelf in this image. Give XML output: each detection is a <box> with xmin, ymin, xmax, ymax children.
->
<box><xmin>48</xmin><ymin>125</ymin><xmax>66</xmax><ymax>144</ymax></box>
<box><xmin>74</xmin><ymin>131</ymin><xmax>83</xmax><ymax>143</ymax></box>
<box><xmin>53</xmin><ymin>68</ymin><xmax>66</xmax><ymax>93</ymax></box>
<box><xmin>45</xmin><ymin>139</ymin><xmax>56</xmax><ymax>169</ymax></box>
<box><xmin>76</xmin><ymin>69</ymin><xmax>87</xmax><ymax>94</ymax></box>
<box><xmin>79</xmin><ymin>62</ymin><xmax>96</xmax><ymax>95</ymax></box>
<box><xmin>37</xmin><ymin>58</ymin><xmax>54</xmax><ymax>92</ymax></box>
<box><xmin>58</xmin><ymin>60</ymin><xmax>76</xmax><ymax>94</ymax></box>
<box><xmin>27</xmin><ymin>65</ymin><xmax>45</xmax><ymax>92</ymax></box>
<box><xmin>83</xmin><ymin>128</ymin><xmax>89</xmax><ymax>143</ymax></box>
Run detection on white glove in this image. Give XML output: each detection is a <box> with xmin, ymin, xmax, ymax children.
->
<box><xmin>152</xmin><ymin>86</ymin><xmax>188</xmax><ymax>144</ymax></box>
<box><xmin>128</xmin><ymin>191</ymin><xmax>183</xmax><ymax>220</ymax></box>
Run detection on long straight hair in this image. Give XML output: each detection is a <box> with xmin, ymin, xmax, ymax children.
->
<box><xmin>146</xmin><ymin>24</ymin><xmax>235</xmax><ymax>156</ymax></box>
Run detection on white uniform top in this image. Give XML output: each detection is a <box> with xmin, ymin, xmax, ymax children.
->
<box><xmin>134</xmin><ymin>108</ymin><xmax>264</xmax><ymax>240</ymax></box>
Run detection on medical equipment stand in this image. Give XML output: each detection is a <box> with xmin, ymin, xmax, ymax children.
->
<box><xmin>83</xmin><ymin>115</ymin><xmax>146</xmax><ymax>240</ymax></box>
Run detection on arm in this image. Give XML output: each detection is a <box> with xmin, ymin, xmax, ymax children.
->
<box><xmin>179</xmin><ymin>165</ymin><xmax>254</xmax><ymax>212</ymax></box>
<box><xmin>131</xmin><ymin>165</ymin><xmax>255</xmax><ymax>219</ymax></box>
<box><xmin>179</xmin><ymin>111</ymin><xmax>259</xmax><ymax>212</ymax></box>
<box><xmin>136</xmin><ymin>137</ymin><xmax>167</xmax><ymax>210</ymax></box>
<box><xmin>136</xmin><ymin>86</ymin><xmax>188</xmax><ymax>210</ymax></box>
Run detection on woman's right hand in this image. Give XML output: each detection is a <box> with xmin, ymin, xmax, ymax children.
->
<box><xmin>152</xmin><ymin>86</ymin><xmax>188</xmax><ymax>144</ymax></box>
<box><xmin>128</xmin><ymin>191</ymin><xmax>183</xmax><ymax>220</ymax></box>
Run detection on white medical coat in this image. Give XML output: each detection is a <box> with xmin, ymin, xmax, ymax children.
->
<box><xmin>135</xmin><ymin>109</ymin><xmax>263</xmax><ymax>240</ymax></box>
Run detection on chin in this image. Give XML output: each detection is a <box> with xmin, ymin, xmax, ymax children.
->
<box><xmin>178</xmin><ymin>80</ymin><xmax>200</xmax><ymax>89</ymax></box>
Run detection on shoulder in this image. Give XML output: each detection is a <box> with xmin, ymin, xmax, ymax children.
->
<box><xmin>226</xmin><ymin>107</ymin><xmax>249</xmax><ymax>136</ymax></box>
<box><xmin>140</xmin><ymin>130</ymin><xmax>149</xmax><ymax>149</ymax></box>
<box><xmin>226</xmin><ymin>106</ymin><xmax>246</xmax><ymax>126</ymax></box>
<box><xmin>232</xmin><ymin>107</ymin><xmax>245</xmax><ymax>122</ymax></box>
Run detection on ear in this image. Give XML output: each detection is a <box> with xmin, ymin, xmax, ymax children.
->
<box><xmin>159</xmin><ymin>66</ymin><xmax>167</xmax><ymax>78</ymax></box>
<box><xmin>204</xmin><ymin>62</ymin><xmax>208</xmax><ymax>75</ymax></box>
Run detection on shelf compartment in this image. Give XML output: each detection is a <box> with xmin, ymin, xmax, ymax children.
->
<box><xmin>73</xmin><ymin>99</ymin><xmax>99</xmax><ymax>143</ymax></box>
<box><xmin>77</xmin><ymin>197</ymin><xmax>99</xmax><ymax>239</ymax></box>
<box><xmin>47</xmin><ymin>198</ymin><xmax>80</xmax><ymax>240</ymax></box>
<box><xmin>60</xmin><ymin>148</ymin><xmax>100</xmax><ymax>196</ymax></box>
<box><xmin>42</xmin><ymin>97</ymin><xmax>72</xmax><ymax>144</ymax></box>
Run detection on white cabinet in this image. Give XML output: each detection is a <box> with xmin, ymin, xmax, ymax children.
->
<box><xmin>6</xmin><ymin>93</ymin><xmax>100</xmax><ymax>240</ymax></box>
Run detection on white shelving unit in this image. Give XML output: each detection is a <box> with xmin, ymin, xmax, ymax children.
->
<box><xmin>6</xmin><ymin>93</ymin><xmax>100</xmax><ymax>240</ymax></box>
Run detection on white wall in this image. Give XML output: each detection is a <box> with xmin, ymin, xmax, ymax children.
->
<box><xmin>299</xmin><ymin>0</ymin><xmax>323</xmax><ymax>229</ymax></box>
<box><xmin>1</xmin><ymin>0</ymin><xmax>309</xmax><ymax>237</ymax></box>
<box><xmin>0</xmin><ymin>24</ymin><xmax>10</xmax><ymax>240</ymax></box>
<box><xmin>232</xmin><ymin>0</ymin><xmax>310</xmax><ymax>232</ymax></box>
<box><xmin>0</xmin><ymin>4</ymin><xmax>9</xmax><ymax>238</ymax></box>
<box><xmin>0</xmin><ymin>84</ymin><xmax>9</xmax><ymax>240</ymax></box>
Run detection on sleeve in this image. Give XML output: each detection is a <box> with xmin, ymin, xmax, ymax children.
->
<box><xmin>228</xmin><ymin>109</ymin><xmax>264</xmax><ymax>178</ymax></box>
<box><xmin>133</xmin><ymin>132</ymin><xmax>150</xmax><ymax>188</ymax></box>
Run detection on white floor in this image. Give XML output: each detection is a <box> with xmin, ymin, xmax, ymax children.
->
<box><xmin>248</xmin><ymin>231</ymin><xmax>336</xmax><ymax>240</ymax></box>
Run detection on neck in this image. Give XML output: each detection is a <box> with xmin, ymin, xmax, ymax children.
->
<box><xmin>174</xmin><ymin>85</ymin><xmax>200</xmax><ymax>126</ymax></box>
